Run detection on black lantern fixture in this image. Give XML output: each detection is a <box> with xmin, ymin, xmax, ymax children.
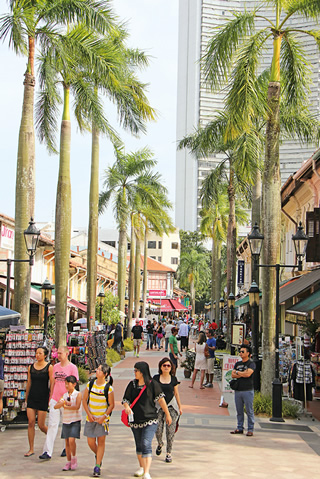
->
<box><xmin>24</xmin><ymin>218</ymin><xmax>41</xmax><ymax>265</ymax></box>
<box><xmin>248</xmin><ymin>222</ymin><xmax>264</xmax><ymax>260</ymax></box>
<box><xmin>292</xmin><ymin>222</ymin><xmax>309</xmax><ymax>271</ymax></box>
<box><xmin>97</xmin><ymin>289</ymin><xmax>105</xmax><ymax>323</ymax></box>
<box><xmin>41</xmin><ymin>278</ymin><xmax>54</xmax><ymax>336</ymax></box>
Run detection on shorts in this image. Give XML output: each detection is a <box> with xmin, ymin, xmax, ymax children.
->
<box><xmin>0</xmin><ymin>379</ymin><xmax>4</xmax><ymax>393</ymax></box>
<box><xmin>133</xmin><ymin>339</ymin><xmax>141</xmax><ymax>347</ymax></box>
<box><xmin>206</xmin><ymin>358</ymin><xmax>215</xmax><ymax>374</ymax></box>
<box><xmin>84</xmin><ymin>420</ymin><xmax>109</xmax><ymax>437</ymax></box>
<box><xmin>61</xmin><ymin>420</ymin><xmax>81</xmax><ymax>439</ymax></box>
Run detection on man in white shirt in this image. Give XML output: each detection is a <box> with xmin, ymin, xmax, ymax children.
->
<box><xmin>178</xmin><ymin>320</ymin><xmax>189</xmax><ymax>352</ymax></box>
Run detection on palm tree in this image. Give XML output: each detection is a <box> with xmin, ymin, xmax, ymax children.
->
<box><xmin>0</xmin><ymin>0</ymin><xmax>115</xmax><ymax>326</ymax></box>
<box><xmin>99</xmin><ymin>146</ymin><xmax>157</xmax><ymax>317</ymax></box>
<box><xmin>177</xmin><ymin>250</ymin><xmax>210</xmax><ymax>316</ymax></box>
<box><xmin>73</xmin><ymin>30</ymin><xmax>155</xmax><ymax>326</ymax></box>
<box><xmin>36</xmin><ymin>25</ymin><xmax>120</xmax><ymax>345</ymax></box>
<box><xmin>201</xmin><ymin>3</ymin><xmax>320</xmax><ymax>393</ymax></box>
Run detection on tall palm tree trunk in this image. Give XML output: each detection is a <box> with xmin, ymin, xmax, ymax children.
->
<box><xmin>214</xmin><ymin>241</ymin><xmax>222</xmax><ymax>321</ymax></box>
<box><xmin>118</xmin><ymin>220</ymin><xmax>127</xmax><ymax>315</ymax></box>
<box><xmin>141</xmin><ymin>227</ymin><xmax>148</xmax><ymax>318</ymax></box>
<box><xmin>252</xmin><ymin>170</ymin><xmax>262</xmax><ymax>284</ymax></box>
<box><xmin>128</xmin><ymin>215</ymin><xmax>135</xmax><ymax>325</ymax></box>
<box><xmin>55</xmin><ymin>86</ymin><xmax>72</xmax><ymax>347</ymax></box>
<box><xmin>87</xmin><ymin>121</ymin><xmax>100</xmax><ymax>328</ymax></box>
<box><xmin>190</xmin><ymin>279</ymin><xmax>195</xmax><ymax>316</ymax></box>
<box><xmin>227</xmin><ymin>168</ymin><xmax>236</xmax><ymax>340</ymax></box>
<box><xmin>134</xmin><ymin>234</ymin><xmax>141</xmax><ymax>318</ymax></box>
<box><xmin>14</xmin><ymin>38</ymin><xmax>36</xmax><ymax>325</ymax></box>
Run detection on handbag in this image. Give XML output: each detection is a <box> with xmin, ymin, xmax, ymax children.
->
<box><xmin>229</xmin><ymin>379</ymin><xmax>240</xmax><ymax>390</ymax></box>
<box><xmin>121</xmin><ymin>385</ymin><xmax>146</xmax><ymax>427</ymax></box>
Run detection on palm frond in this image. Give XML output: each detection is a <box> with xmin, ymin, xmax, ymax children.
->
<box><xmin>0</xmin><ymin>11</ymin><xmax>27</xmax><ymax>55</ymax></box>
<box><xmin>285</xmin><ymin>0</ymin><xmax>320</xmax><ymax>20</ymax></box>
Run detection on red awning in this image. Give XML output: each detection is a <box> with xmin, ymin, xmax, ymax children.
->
<box><xmin>68</xmin><ymin>298</ymin><xmax>87</xmax><ymax>313</ymax></box>
<box><xmin>169</xmin><ymin>299</ymin><xmax>188</xmax><ymax>311</ymax></box>
<box><xmin>152</xmin><ymin>299</ymin><xmax>173</xmax><ymax>312</ymax></box>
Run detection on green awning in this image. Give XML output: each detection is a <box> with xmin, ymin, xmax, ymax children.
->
<box><xmin>287</xmin><ymin>289</ymin><xmax>320</xmax><ymax>314</ymax></box>
<box><xmin>235</xmin><ymin>292</ymin><xmax>262</xmax><ymax>307</ymax></box>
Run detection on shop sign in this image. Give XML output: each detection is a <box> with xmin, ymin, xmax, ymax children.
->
<box><xmin>1</xmin><ymin>224</ymin><xmax>14</xmax><ymax>250</ymax></box>
<box><xmin>222</xmin><ymin>355</ymin><xmax>239</xmax><ymax>392</ymax></box>
<box><xmin>237</xmin><ymin>260</ymin><xmax>245</xmax><ymax>286</ymax></box>
<box><xmin>148</xmin><ymin>289</ymin><xmax>166</xmax><ymax>297</ymax></box>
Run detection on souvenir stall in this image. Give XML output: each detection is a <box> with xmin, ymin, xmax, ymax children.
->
<box><xmin>1</xmin><ymin>326</ymin><xmax>44</xmax><ymax>432</ymax></box>
<box><xmin>86</xmin><ymin>329</ymin><xmax>107</xmax><ymax>372</ymax></box>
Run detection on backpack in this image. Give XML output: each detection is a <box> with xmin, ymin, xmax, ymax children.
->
<box><xmin>87</xmin><ymin>377</ymin><xmax>113</xmax><ymax>413</ymax></box>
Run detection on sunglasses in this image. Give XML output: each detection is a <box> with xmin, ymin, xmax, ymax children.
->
<box><xmin>134</xmin><ymin>369</ymin><xmax>139</xmax><ymax>372</ymax></box>
<box><xmin>239</xmin><ymin>350</ymin><xmax>246</xmax><ymax>353</ymax></box>
<box><xmin>162</xmin><ymin>364</ymin><xmax>171</xmax><ymax>368</ymax></box>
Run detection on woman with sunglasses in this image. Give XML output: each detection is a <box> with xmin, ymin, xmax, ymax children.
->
<box><xmin>122</xmin><ymin>361</ymin><xmax>171</xmax><ymax>479</ymax></box>
<box><xmin>153</xmin><ymin>358</ymin><xmax>182</xmax><ymax>464</ymax></box>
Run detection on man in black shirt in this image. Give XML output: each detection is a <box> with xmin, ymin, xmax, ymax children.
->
<box><xmin>230</xmin><ymin>344</ymin><xmax>255</xmax><ymax>436</ymax></box>
<box><xmin>131</xmin><ymin>319</ymin><xmax>144</xmax><ymax>358</ymax></box>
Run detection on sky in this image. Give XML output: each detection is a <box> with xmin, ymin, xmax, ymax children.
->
<box><xmin>0</xmin><ymin>0</ymin><xmax>179</xmax><ymax>231</ymax></box>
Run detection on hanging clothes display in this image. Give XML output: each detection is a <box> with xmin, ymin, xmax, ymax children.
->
<box><xmin>291</xmin><ymin>358</ymin><xmax>315</xmax><ymax>402</ymax></box>
<box><xmin>86</xmin><ymin>331</ymin><xmax>106</xmax><ymax>372</ymax></box>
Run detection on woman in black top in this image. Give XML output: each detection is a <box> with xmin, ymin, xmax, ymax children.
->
<box><xmin>153</xmin><ymin>357</ymin><xmax>182</xmax><ymax>463</ymax></box>
<box><xmin>25</xmin><ymin>347</ymin><xmax>54</xmax><ymax>457</ymax></box>
<box><xmin>122</xmin><ymin>361</ymin><xmax>171</xmax><ymax>479</ymax></box>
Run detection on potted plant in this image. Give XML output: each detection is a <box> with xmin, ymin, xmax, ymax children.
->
<box><xmin>180</xmin><ymin>349</ymin><xmax>196</xmax><ymax>378</ymax></box>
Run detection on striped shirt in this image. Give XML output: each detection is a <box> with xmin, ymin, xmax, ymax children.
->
<box><xmin>62</xmin><ymin>390</ymin><xmax>82</xmax><ymax>424</ymax></box>
<box><xmin>86</xmin><ymin>380</ymin><xmax>113</xmax><ymax>421</ymax></box>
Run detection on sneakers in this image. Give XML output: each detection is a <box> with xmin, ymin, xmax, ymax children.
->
<box><xmin>62</xmin><ymin>462</ymin><xmax>71</xmax><ymax>471</ymax></box>
<box><xmin>165</xmin><ymin>454</ymin><xmax>172</xmax><ymax>463</ymax></box>
<box><xmin>205</xmin><ymin>383</ymin><xmax>213</xmax><ymax>388</ymax></box>
<box><xmin>137</xmin><ymin>353</ymin><xmax>139</xmax><ymax>358</ymax></box>
<box><xmin>134</xmin><ymin>351</ymin><xmax>136</xmax><ymax>357</ymax></box>
<box><xmin>143</xmin><ymin>474</ymin><xmax>152</xmax><ymax>479</ymax></box>
<box><xmin>61</xmin><ymin>448</ymin><xmax>66</xmax><ymax>457</ymax></box>
<box><xmin>134</xmin><ymin>467</ymin><xmax>144</xmax><ymax>477</ymax></box>
<box><xmin>39</xmin><ymin>452</ymin><xmax>51</xmax><ymax>460</ymax></box>
<box><xmin>93</xmin><ymin>466</ymin><xmax>101</xmax><ymax>477</ymax></box>
<box><xmin>71</xmin><ymin>457</ymin><xmax>78</xmax><ymax>470</ymax></box>
<box><xmin>155</xmin><ymin>445</ymin><xmax>162</xmax><ymax>456</ymax></box>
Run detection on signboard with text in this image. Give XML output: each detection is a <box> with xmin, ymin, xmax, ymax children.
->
<box><xmin>1</xmin><ymin>224</ymin><xmax>14</xmax><ymax>250</ymax></box>
<box><xmin>222</xmin><ymin>355</ymin><xmax>239</xmax><ymax>392</ymax></box>
<box><xmin>231</xmin><ymin>323</ymin><xmax>245</xmax><ymax>346</ymax></box>
<box><xmin>237</xmin><ymin>260</ymin><xmax>245</xmax><ymax>286</ymax></box>
<box><xmin>148</xmin><ymin>289</ymin><xmax>167</xmax><ymax>297</ymax></box>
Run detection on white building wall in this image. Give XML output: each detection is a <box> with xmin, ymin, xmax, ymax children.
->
<box><xmin>146</xmin><ymin>230</ymin><xmax>180</xmax><ymax>271</ymax></box>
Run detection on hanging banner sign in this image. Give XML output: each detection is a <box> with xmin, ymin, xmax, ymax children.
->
<box><xmin>148</xmin><ymin>289</ymin><xmax>166</xmax><ymax>297</ymax></box>
<box><xmin>231</xmin><ymin>323</ymin><xmax>246</xmax><ymax>346</ymax></box>
<box><xmin>1</xmin><ymin>224</ymin><xmax>14</xmax><ymax>250</ymax></box>
<box><xmin>237</xmin><ymin>260</ymin><xmax>245</xmax><ymax>286</ymax></box>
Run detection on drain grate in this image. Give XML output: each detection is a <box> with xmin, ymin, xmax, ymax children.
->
<box><xmin>259</xmin><ymin>423</ymin><xmax>312</xmax><ymax>432</ymax></box>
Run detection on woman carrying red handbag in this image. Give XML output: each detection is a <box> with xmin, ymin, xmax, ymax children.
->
<box><xmin>122</xmin><ymin>362</ymin><xmax>171</xmax><ymax>479</ymax></box>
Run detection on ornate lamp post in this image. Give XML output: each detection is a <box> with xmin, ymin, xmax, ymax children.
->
<box><xmin>248</xmin><ymin>222</ymin><xmax>264</xmax><ymax>284</ymax></box>
<box><xmin>247</xmin><ymin>222</ymin><xmax>309</xmax><ymax>421</ymax></box>
<box><xmin>97</xmin><ymin>290</ymin><xmax>105</xmax><ymax>323</ymax></box>
<box><xmin>41</xmin><ymin>278</ymin><xmax>54</xmax><ymax>336</ymax></box>
<box><xmin>0</xmin><ymin>218</ymin><xmax>40</xmax><ymax>309</ymax></box>
<box><xmin>249</xmin><ymin>281</ymin><xmax>260</xmax><ymax>390</ymax></box>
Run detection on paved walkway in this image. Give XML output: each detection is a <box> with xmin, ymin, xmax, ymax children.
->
<box><xmin>1</xmin><ymin>346</ymin><xmax>319</xmax><ymax>479</ymax></box>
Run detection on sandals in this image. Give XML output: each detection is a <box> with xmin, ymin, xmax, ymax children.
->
<box><xmin>246</xmin><ymin>431</ymin><xmax>254</xmax><ymax>436</ymax></box>
<box><xmin>230</xmin><ymin>429</ymin><xmax>243</xmax><ymax>434</ymax></box>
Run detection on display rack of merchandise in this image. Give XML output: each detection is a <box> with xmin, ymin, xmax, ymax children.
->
<box><xmin>279</xmin><ymin>337</ymin><xmax>297</xmax><ymax>385</ymax></box>
<box><xmin>311</xmin><ymin>352</ymin><xmax>320</xmax><ymax>399</ymax></box>
<box><xmin>67</xmin><ymin>332</ymin><xmax>87</xmax><ymax>367</ymax></box>
<box><xmin>86</xmin><ymin>331</ymin><xmax>107</xmax><ymax>372</ymax></box>
<box><xmin>1</xmin><ymin>328</ymin><xmax>44</xmax><ymax>431</ymax></box>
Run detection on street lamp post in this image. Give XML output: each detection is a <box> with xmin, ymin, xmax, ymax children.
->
<box><xmin>97</xmin><ymin>290</ymin><xmax>105</xmax><ymax>323</ymax></box>
<box><xmin>249</xmin><ymin>281</ymin><xmax>260</xmax><ymax>391</ymax></box>
<box><xmin>219</xmin><ymin>297</ymin><xmax>224</xmax><ymax>330</ymax></box>
<box><xmin>248</xmin><ymin>222</ymin><xmax>309</xmax><ymax>422</ymax></box>
<box><xmin>41</xmin><ymin>278</ymin><xmax>54</xmax><ymax>336</ymax></box>
<box><xmin>228</xmin><ymin>293</ymin><xmax>235</xmax><ymax>355</ymax></box>
<box><xmin>0</xmin><ymin>218</ymin><xmax>40</xmax><ymax>309</ymax></box>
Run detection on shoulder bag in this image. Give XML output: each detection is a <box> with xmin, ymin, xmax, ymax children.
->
<box><xmin>121</xmin><ymin>385</ymin><xmax>146</xmax><ymax>427</ymax></box>
<box><xmin>229</xmin><ymin>379</ymin><xmax>240</xmax><ymax>390</ymax></box>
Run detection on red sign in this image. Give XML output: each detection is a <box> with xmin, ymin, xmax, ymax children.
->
<box><xmin>188</xmin><ymin>305</ymin><xmax>192</xmax><ymax>310</ymax></box>
<box><xmin>148</xmin><ymin>289</ymin><xmax>167</xmax><ymax>297</ymax></box>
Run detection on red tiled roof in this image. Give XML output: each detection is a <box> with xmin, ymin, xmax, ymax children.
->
<box><xmin>127</xmin><ymin>255</ymin><xmax>175</xmax><ymax>273</ymax></box>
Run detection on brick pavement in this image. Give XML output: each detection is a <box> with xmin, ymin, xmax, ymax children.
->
<box><xmin>0</xmin><ymin>346</ymin><xmax>319</xmax><ymax>479</ymax></box>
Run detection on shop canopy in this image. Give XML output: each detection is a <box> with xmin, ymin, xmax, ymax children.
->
<box><xmin>286</xmin><ymin>288</ymin><xmax>320</xmax><ymax>315</ymax></box>
<box><xmin>0</xmin><ymin>305</ymin><xmax>20</xmax><ymax>327</ymax></box>
<box><xmin>169</xmin><ymin>299</ymin><xmax>188</xmax><ymax>311</ymax></box>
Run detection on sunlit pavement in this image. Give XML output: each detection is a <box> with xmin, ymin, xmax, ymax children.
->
<box><xmin>1</xmin><ymin>346</ymin><xmax>319</xmax><ymax>479</ymax></box>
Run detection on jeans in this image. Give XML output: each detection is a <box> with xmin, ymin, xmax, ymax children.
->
<box><xmin>131</xmin><ymin>422</ymin><xmax>158</xmax><ymax>458</ymax></box>
<box><xmin>180</xmin><ymin>336</ymin><xmax>188</xmax><ymax>351</ymax></box>
<box><xmin>165</xmin><ymin>337</ymin><xmax>170</xmax><ymax>352</ymax></box>
<box><xmin>156</xmin><ymin>335</ymin><xmax>161</xmax><ymax>349</ymax></box>
<box><xmin>147</xmin><ymin>334</ymin><xmax>153</xmax><ymax>349</ymax></box>
<box><xmin>234</xmin><ymin>390</ymin><xmax>255</xmax><ymax>432</ymax></box>
<box><xmin>169</xmin><ymin>352</ymin><xmax>177</xmax><ymax>369</ymax></box>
